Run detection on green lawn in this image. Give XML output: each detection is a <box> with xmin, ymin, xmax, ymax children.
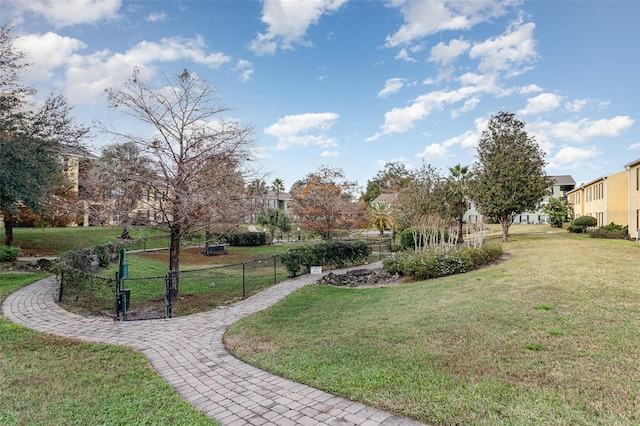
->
<box><xmin>2</xmin><ymin>226</ymin><xmax>167</xmax><ymax>255</ymax></box>
<box><xmin>0</xmin><ymin>273</ymin><xmax>218</xmax><ymax>425</ymax></box>
<box><xmin>226</xmin><ymin>230</ymin><xmax>640</xmax><ymax>425</ymax></box>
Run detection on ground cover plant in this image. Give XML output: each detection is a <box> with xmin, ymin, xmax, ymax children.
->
<box><xmin>225</xmin><ymin>230</ymin><xmax>640</xmax><ymax>425</ymax></box>
<box><xmin>0</xmin><ymin>273</ymin><xmax>218</xmax><ymax>425</ymax></box>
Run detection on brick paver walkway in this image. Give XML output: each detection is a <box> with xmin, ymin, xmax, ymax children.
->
<box><xmin>2</xmin><ymin>263</ymin><xmax>424</xmax><ymax>426</ymax></box>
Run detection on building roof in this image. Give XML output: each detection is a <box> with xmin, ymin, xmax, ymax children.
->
<box><xmin>371</xmin><ymin>193</ymin><xmax>398</xmax><ymax>204</ymax></box>
<box><xmin>624</xmin><ymin>158</ymin><xmax>640</xmax><ymax>169</ymax></box>
<box><xmin>551</xmin><ymin>175</ymin><xmax>576</xmax><ymax>186</ymax></box>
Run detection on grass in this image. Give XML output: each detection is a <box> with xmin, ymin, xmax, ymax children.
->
<box><xmin>0</xmin><ymin>272</ymin><xmax>218</xmax><ymax>425</ymax></box>
<box><xmin>225</xmin><ymin>230</ymin><xmax>640</xmax><ymax>425</ymax></box>
<box><xmin>2</xmin><ymin>226</ymin><xmax>167</xmax><ymax>255</ymax></box>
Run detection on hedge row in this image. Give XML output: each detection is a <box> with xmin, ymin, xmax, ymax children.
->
<box><xmin>382</xmin><ymin>243</ymin><xmax>503</xmax><ymax>280</ymax></box>
<box><xmin>224</xmin><ymin>232</ymin><xmax>267</xmax><ymax>247</ymax></box>
<box><xmin>279</xmin><ymin>240</ymin><xmax>372</xmax><ymax>277</ymax></box>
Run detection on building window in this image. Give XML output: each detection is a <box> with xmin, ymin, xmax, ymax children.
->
<box><xmin>538</xmin><ymin>215</ymin><xmax>548</xmax><ymax>223</ymax></box>
<box><xmin>469</xmin><ymin>215</ymin><xmax>477</xmax><ymax>223</ymax></box>
<box><xmin>520</xmin><ymin>215</ymin><xmax>529</xmax><ymax>223</ymax></box>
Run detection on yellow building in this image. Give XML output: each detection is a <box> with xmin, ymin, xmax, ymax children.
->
<box><xmin>625</xmin><ymin>158</ymin><xmax>640</xmax><ymax>239</ymax></box>
<box><xmin>567</xmin><ymin>169</ymin><xmax>629</xmax><ymax>230</ymax></box>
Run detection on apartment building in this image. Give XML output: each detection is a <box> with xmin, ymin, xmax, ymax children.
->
<box><xmin>626</xmin><ymin>158</ymin><xmax>640</xmax><ymax>239</ymax></box>
<box><xmin>567</xmin><ymin>170</ymin><xmax>627</xmax><ymax>226</ymax></box>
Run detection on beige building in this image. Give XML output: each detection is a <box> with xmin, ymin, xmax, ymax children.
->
<box><xmin>568</xmin><ymin>170</ymin><xmax>627</xmax><ymax>227</ymax></box>
<box><xmin>625</xmin><ymin>158</ymin><xmax>640</xmax><ymax>239</ymax></box>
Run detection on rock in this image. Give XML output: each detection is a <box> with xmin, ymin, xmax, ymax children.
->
<box><xmin>316</xmin><ymin>268</ymin><xmax>401</xmax><ymax>287</ymax></box>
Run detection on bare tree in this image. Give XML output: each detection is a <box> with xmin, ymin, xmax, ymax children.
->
<box><xmin>103</xmin><ymin>69</ymin><xmax>254</xmax><ymax>294</ymax></box>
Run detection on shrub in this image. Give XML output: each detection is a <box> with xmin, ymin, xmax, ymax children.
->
<box><xmin>225</xmin><ymin>232</ymin><xmax>267</xmax><ymax>247</ymax></box>
<box><xmin>573</xmin><ymin>216</ymin><xmax>598</xmax><ymax>227</ymax></box>
<box><xmin>567</xmin><ymin>224</ymin><xmax>585</xmax><ymax>233</ymax></box>
<box><xmin>0</xmin><ymin>245</ymin><xmax>22</xmax><ymax>262</ymax></box>
<box><xmin>279</xmin><ymin>241</ymin><xmax>372</xmax><ymax>277</ymax></box>
<box><xmin>568</xmin><ymin>216</ymin><xmax>597</xmax><ymax>233</ymax></box>
<box><xmin>382</xmin><ymin>243</ymin><xmax>503</xmax><ymax>280</ymax></box>
<box><xmin>589</xmin><ymin>223</ymin><xmax>628</xmax><ymax>240</ymax></box>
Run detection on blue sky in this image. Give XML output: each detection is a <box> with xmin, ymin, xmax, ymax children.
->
<box><xmin>3</xmin><ymin>0</ymin><xmax>639</xmax><ymax>191</ymax></box>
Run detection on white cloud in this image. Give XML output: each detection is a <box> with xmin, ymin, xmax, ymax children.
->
<box><xmin>395</xmin><ymin>48</ymin><xmax>417</xmax><ymax>62</ymax></box>
<box><xmin>548</xmin><ymin>145</ymin><xmax>601</xmax><ymax>169</ymax></box>
<box><xmin>369</xmin><ymin>74</ymin><xmax>500</xmax><ymax>140</ymax></box>
<box><xmin>234</xmin><ymin>59</ymin><xmax>254</xmax><ymax>82</ymax></box>
<box><xmin>629</xmin><ymin>143</ymin><xmax>640</xmax><ymax>151</ymax></box>
<box><xmin>518</xmin><ymin>92</ymin><xmax>563</xmax><ymax>115</ymax></box>
<box><xmin>531</xmin><ymin>116</ymin><xmax>635</xmax><ymax>143</ymax></box>
<box><xmin>451</xmin><ymin>97</ymin><xmax>480</xmax><ymax>118</ymax></box>
<box><xmin>429</xmin><ymin>37</ymin><xmax>470</xmax><ymax>66</ymax></box>
<box><xmin>265</xmin><ymin>112</ymin><xmax>339</xmax><ymax>150</ymax></box>
<box><xmin>378</xmin><ymin>78</ymin><xmax>406</xmax><ymax>98</ymax></box>
<box><xmin>385</xmin><ymin>0</ymin><xmax>511</xmax><ymax>47</ymax></box>
<box><xmin>14</xmin><ymin>32</ymin><xmax>86</xmax><ymax>81</ymax></box>
<box><xmin>320</xmin><ymin>150</ymin><xmax>341</xmax><ymax>157</ymax></box>
<box><xmin>61</xmin><ymin>36</ymin><xmax>232</xmax><ymax>103</ymax></box>
<box><xmin>147</xmin><ymin>11</ymin><xmax>169</xmax><ymax>23</ymax></box>
<box><xmin>416</xmin><ymin>142</ymin><xmax>448</xmax><ymax>158</ymax></box>
<box><xmin>249</xmin><ymin>0</ymin><xmax>348</xmax><ymax>55</ymax></box>
<box><xmin>564</xmin><ymin>99</ymin><xmax>589</xmax><ymax>112</ymax></box>
<box><xmin>8</xmin><ymin>0</ymin><xmax>121</xmax><ymax>27</ymax></box>
<box><xmin>519</xmin><ymin>84</ymin><xmax>543</xmax><ymax>94</ymax></box>
<box><xmin>469</xmin><ymin>20</ymin><xmax>537</xmax><ymax>74</ymax></box>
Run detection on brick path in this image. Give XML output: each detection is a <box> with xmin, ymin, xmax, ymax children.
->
<box><xmin>2</xmin><ymin>264</ymin><xmax>424</xmax><ymax>426</ymax></box>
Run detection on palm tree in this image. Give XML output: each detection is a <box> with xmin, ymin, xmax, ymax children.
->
<box><xmin>370</xmin><ymin>202</ymin><xmax>393</xmax><ymax>236</ymax></box>
<box><xmin>446</xmin><ymin>163</ymin><xmax>469</xmax><ymax>244</ymax></box>
<box><xmin>271</xmin><ymin>178</ymin><xmax>285</xmax><ymax>209</ymax></box>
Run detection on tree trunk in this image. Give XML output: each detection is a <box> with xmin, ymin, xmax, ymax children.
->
<box><xmin>500</xmin><ymin>217</ymin><xmax>510</xmax><ymax>243</ymax></box>
<box><xmin>169</xmin><ymin>225</ymin><xmax>181</xmax><ymax>298</ymax></box>
<box><xmin>3</xmin><ymin>211</ymin><xmax>14</xmax><ymax>247</ymax></box>
<box><xmin>457</xmin><ymin>218</ymin><xmax>464</xmax><ymax>244</ymax></box>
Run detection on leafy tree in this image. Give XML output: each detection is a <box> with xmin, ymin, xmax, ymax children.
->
<box><xmin>369</xmin><ymin>202</ymin><xmax>393</xmax><ymax>236</ymax></box>
<box><xmin>468</xmin><ymin>111</ymin><xmax>553</xmax><ymax>242</ymax></box>
<box><xmin>290</xmin><ymin>166</ymin><xmax>368</xmax><ymax>240</ymax></box>
<box><xmin>543</xmin><ymin>196</ymin><xmax>572</xmax><ymax>228</ymax></box>
<box><xmin>87</xmin><ymin>142</ymin><xmax>152</xmax><ymax>238</ymax></box>
<box><xmin>393</xmin><ymin>163</ymin><xmax>450</xmax><ymax>251</ymax></box>
<box><xmin>270</xmin><ymin>178</ymin><xmax>285</xmax><ymax>208</ymax></box>
<box><xmin>103</xmin><ymin>69</ymin><xmax>254</xmax><ymax>295</ymax></box>
<box><xmin>362</xmin><ymin>161</ymin><xmax>413</xmax><ymax>203</ymax></box>
<box><xmin>257</xmin><ymin>208</ymin><xmax>291</xmax><ymax>243</ymax></box>
<box><xmin>445</xmin><ymin>163</ymin><xmax>470</xmax><ymax>244</ymax></box>
<box><xmin>0</xmin><ymin>26</ymin><xmax>89</xmax><ymax>245</ymax></box>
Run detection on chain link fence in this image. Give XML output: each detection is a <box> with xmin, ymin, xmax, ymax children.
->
<box><xmin>58</xmin><ymin>264</ymin><xmax>115</xmax><ymax>317</ymax></box>
<box><xmin>118</xmin><ymin>256</ymin><xmax>289</xmax><ymax>320</ymax></box>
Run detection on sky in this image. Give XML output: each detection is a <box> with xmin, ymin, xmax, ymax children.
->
<box><xmin>2</xmin><ymin>0</ymin><xmax>639</xmax><ymax>191</ymax></box>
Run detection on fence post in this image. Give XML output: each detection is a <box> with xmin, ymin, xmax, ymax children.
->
<box><xmin>58</xmin><ymin>270</ymin><xmax>64</xmax><ymax>302</ymax></box>
<box><xmin>165</xmin><ymin>271</ymin><xmax>173</xmax><ymax>319</ymax></box>
<box><xmin>242</xmin><ymin>263</ymin><xmax>246</xmax><ymax>299</ymax></box>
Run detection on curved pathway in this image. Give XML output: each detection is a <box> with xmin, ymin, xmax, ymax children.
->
<box><xmin>2</xmin><ymin>264</ymin><xmax>424</xmax><ymax>426</ymax></box>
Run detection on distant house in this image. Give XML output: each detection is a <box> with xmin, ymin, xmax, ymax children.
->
<box><xmin>625</xmin><ymin>158</ymin><xmax>640</xmax><ymax>240</ymax></box>
<box><xmin>464</xmin><ymin>175</ymin><xmax>576</xmax><ymax>225</ymax></box>
<box><xmin>247</xmin><ymin>190</ymin><xmax>293</xmax><ymax>224</ymax></box>
<box><xmin>567</xmin><ymin>171</ymin><xmax>627</xmax><ymax>227</ymax></box>
<box><xmin>370</xmin><ymin>193</ymin><xmax>398</xmax><ymax>206</ymax></box>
